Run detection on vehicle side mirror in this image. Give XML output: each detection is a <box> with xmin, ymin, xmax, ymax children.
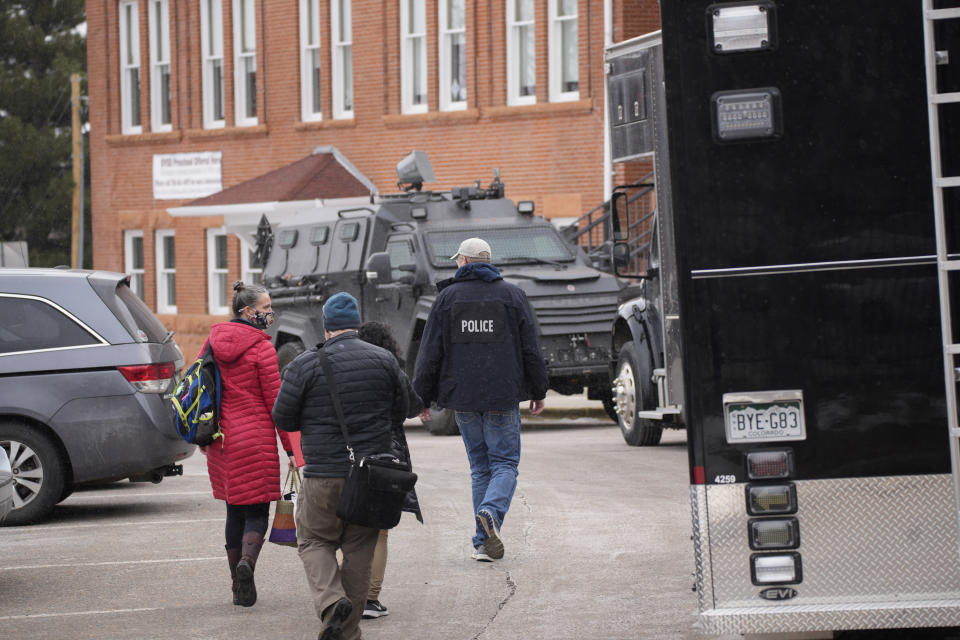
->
<box><xmin>364</xmin><ymin>251</ymin><xmax>393</xmax><ymax>284</ymax></box>
<box><xmin>612</xmin><ymin>242</ymin><xmax>631</xmax><ymax>269</ymax></box>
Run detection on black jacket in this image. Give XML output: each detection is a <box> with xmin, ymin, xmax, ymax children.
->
<box><xmin>412</xmin><ymin>262</ymin><xmax>548</xmax><ymax>411</ymax></box>
<box><xmin>273</xmin><ymin>332</ymin><xmax>408</xmax><ymax>478</ymax></box>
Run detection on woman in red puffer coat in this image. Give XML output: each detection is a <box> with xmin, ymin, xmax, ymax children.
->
<box><xmin>198</xmin><ymin>281</ymin><xmax>298</xmax><ymax>608</ymax></box>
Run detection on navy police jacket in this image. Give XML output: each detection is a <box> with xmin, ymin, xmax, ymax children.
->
<box><xmin>412</xmin><ymin>262</ymin><xmax>548</xmax><ymax>411</ymax></box>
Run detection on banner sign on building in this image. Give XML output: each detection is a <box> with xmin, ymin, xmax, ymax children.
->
<box><xmin>153</xmin><ymin>152</ymin><xmax>223</xmax><ymax>200</ymax></box>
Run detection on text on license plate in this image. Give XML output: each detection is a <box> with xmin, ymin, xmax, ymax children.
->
<box><xmin>723</xmin><ymin>392</ymin><xmax>806</xmax><ymax>443</ymax></box>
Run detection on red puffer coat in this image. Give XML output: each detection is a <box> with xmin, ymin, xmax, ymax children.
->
<box><xmin>199</xmin><ymin>320</ymin><xmax>294</xmax><ymax>505</ymax></box>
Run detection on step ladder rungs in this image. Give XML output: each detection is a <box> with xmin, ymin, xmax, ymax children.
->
<box><xmin>940</xmin><ymin>260</ymin><xmax>960</xmax><ymax>271</ymax></box>
<box><xmin>928</xmin><ymin>7</ymin><xmax>960</xmax><ymax>21</ymax></box>
<box><xmin>932</xmin><ymin>92</ymin><xmax>960</xmax><ymax>104</ymax></box>
<box><xmin>952</xmin><ymin>427</ymin><xmax>960</xmax><ymax>438</ymax></box>
<box><xmin>947</xmin><ymin>344</ymin><xmax>960</xmax><ymax>355</ymax></box>
<box><xmin>936</xmin><ymin>176</ymin><xmax>960</xmax><ymax>188</ymax></box>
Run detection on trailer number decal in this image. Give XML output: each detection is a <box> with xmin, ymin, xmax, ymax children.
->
<box><xmin>723</xmin><ymin>391</ymin><xmax>806</xmax><ymax>443</ymax></box>
<box><xmin>713</xmin><ymin>474</ymin><xmax>737</xmax><ymax>484</ymax></box>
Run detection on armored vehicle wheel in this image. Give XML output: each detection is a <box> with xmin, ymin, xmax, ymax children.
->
<box><xmin>613</xmin><ymin>343</ymin><xmax>662</xmax><ymax>446</ymax></box>
<box><xmin>425</xmin><ymin>404</ymin><xmax>460</xmax><ymax>436</ymax></box>
<box><xmin>277</xmin><ymin>340</ymin><xmax>306</xmax><ymax>372</ymax></box>
<box><xmin>1</xmin><ymin>422</ymin><xmax>66</xmax><ymax>525</ymax></box>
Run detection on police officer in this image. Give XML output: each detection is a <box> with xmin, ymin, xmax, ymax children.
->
<box><xmin>413</xmin><ymin>237</ymin><xmax>547</xmax><ymax>562</ymax></box>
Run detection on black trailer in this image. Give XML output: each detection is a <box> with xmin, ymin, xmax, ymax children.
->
<box><xmin>609</xmin><ymin>0</ymin><xmax>960</xmax><ymax>634</ymax></box>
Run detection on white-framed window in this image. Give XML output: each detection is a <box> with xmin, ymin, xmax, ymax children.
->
<box><xmin>119</xmin><ymin>0</ymin><xmax>142</xmax><ymax>134</ymax></box>
<box><xmin>300</xmin><ymin>0</ymin><xmax>323</xmax><ymax>122</ymax></box>
<box><xmin>123</xmin><ymin>230</ymin><xmax>145</xmax><ymax>301</ymax></box>
<box><xmin>233</xmin><ymin>0</ymin><xmax>258</xmax><ymax>126</ymax></box>
<box><xmin>148</xmin><ymin>0</ymin><xmax>172</xmax><ymax>131</ymax></box>
<box><xmin>155</xmin><ymin>229</ymin><xmax>177</xmax><ymax>314</ymax></box>
<box><xmin>548</xmin><ymin>0</ymin><xmax>578</xmax><ymax>102</ymax></box>
<box><xmin>439</xmin><ymin>0</ymin><xmax>466</xmax><ymax>111</ymax></box>
<box><xmin>400</xmin><ymin>0</ymin><xmax>427</xmax><ymax>114</ymax></box>
<box><xmin>241</xmin><ymin>239</ymin><xmax>264</xmax><ymax>286</ymax></box>
<box><xmin>207</xmin><ymin>228</ymin><xmax>230</xmax><ymax>315</ymax></box>
<box><xmin>507</xmin><ymin>0</ymin><xmax>536</xmax><ymax>106</ymax></box>
<box><xmin>331</xmin><ymin>0</ymin><xmax>353</xmax><ymax>119</ymax></box>
<box><xmin>200</xmin><ymin>0</ymin><xmax>225</xmax><ymax>128</ymax></box>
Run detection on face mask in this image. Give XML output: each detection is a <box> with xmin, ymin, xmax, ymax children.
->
<box><xmin>249</xmin><ymin>310</ymin><xmax>275</xmax><ymax>330</ymax></box>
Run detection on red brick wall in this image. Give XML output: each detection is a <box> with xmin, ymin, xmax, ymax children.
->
<box><xmin>87</xmin><ymin>0</ymin><xmax>659</xmax><ymax>358</ymax></box>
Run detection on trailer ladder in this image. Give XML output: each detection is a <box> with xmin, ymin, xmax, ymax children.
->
<box><xmin>923</xmin><ymin>0</ymin><xmax>960</xmax><ymax>558</ymax></box>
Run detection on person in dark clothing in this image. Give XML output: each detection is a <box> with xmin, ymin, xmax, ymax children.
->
<box><xmin>412</xmin><ymin>238</ymin><xmax>548</xmax><ymax>562</ymax></box>
<box><xmin>199</xmin><ymin>281</ymin><xmax>297</xmax><ymax>607</ymax></box>
<box><xmin>355</xmin><ymin>321</ymin><xmax>423</xmax><ymax>620</ymax></box>
<box><xmin>273</xmin><ymin>292</ymin><xmax>409</xmax><ymax>640</ymax></box>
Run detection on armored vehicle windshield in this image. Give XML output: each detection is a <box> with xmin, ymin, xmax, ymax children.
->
<box><xmin>424</xmin><ymin>226</ymin><xmax>574</xmax><ymax>267</ymax></box>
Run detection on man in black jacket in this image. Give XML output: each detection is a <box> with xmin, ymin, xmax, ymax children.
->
<box><xmin>273</xmin><ymin>292</ymin><xmax>408</xmax><ymax>640</ymax></box>
<box><xmin>413</xmin><ymin>237</ymin><xmax>547</xmax><ymax>562</ymax></box>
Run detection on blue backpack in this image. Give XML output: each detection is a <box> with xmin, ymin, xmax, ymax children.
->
<box><xmin>172</xmin><ymin>342</ymin><xmax>223</xmax><ymax>446</ymax></box>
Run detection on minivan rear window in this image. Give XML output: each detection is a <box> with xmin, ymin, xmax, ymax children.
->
<box><xmin>115</xmin><ymin>284</ymin><xmax>169</xmax><ymax>343</ymax></box>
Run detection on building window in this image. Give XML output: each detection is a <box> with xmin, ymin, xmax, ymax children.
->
<box><xmin>241</xmin><ymin>240</ymin><xmax>264</xmax><ymax>286</ymax></box>
<box><xmin>156</xmin><ymin>229</ymin><xmax>177</xmax><ymax>314</ymax></box>
<box><xmin>549</xmin><ymin>0</ymin><xmax>578</xmax><ymax>102</ymax></box>
<box><xmin>507</xmin><ymin>0</ymin><xmax>536</xmax><ymax>106</ymax></box>
<box><xmin>233</xmin><ymin>0</ymin><xmax>258</xmax><ymax>126</ymax></box>
<box><xmin>331</xmin><ymin>0</ymin><xmax>353</xmax><ymax>119</ymax></box>
<box><xmin>148</xmin><ymin>0</ymin><xmax>172</xmax><ymax>131</ymax></box>
<box><xmin>201</xmin><ymin>0</ymin><xmax>225</xmax><ymax>128</ymax></box>
<box><xmin>207</xmin><ymin>228</ymin><xmax>230</xmax><ymax>315</ymax></box>
<box><xmin>119</xmin><ymin>0</ymin><xmax>142</xmax><ymax>134</ymax></box>
<box><xmin>124</xmin><ymin>230</ymin><xmax>145</xmax><ymax>301</ymax></box>
<box><xmin>439</xmin><ymin>0</ymin><xmax>466</xmax><ymax>111</ymax></box>
<box><xmin>300</xmin><ymin>0</ymin><xmax>323</xmax><ymax>122</ymax></box>
<box><xmin>400</xmin><ymin>0</ymin><xmax>427</xmax><ymax>114</ymax></box>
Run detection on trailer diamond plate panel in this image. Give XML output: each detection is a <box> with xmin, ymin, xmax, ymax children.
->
<box><xmin>693</xmin><ymin>476</ymin><xmax>960</xmax><ymax>634</ymax></box>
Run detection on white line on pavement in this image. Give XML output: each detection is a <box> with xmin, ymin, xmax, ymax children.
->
<box><xmin>4</xmin><ymin>517</ymin><xmax>223</xmax><ymax>532</ymax></box>
<box><xmin>0</xmin><ymin>607</ymin><xmax>163</xmax><ymax>621</ymax></box>
<box><xmin>1</xmin><ymin>557</ymin><xmax>223</xmax><ymax>571</ymax></box>
<box><xmin>70</xmin><ymin>490</ymin><xmax>211</xmax><ymax>499</ymax></box>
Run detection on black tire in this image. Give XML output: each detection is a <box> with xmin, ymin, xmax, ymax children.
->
<box><xmin>57</xmin><ymin>483</ymin><xmax>75</xmax><ymax>504</ymax></box>
<box><xmin>600</xmin><ymin>392</ymin><xmax>619</xmax><ymax>423</ymax></box>
<box><xmin>612</xmin><ymin>343</ymin><xmax>663</xmax><ymax>446</ymax></box>
<box><xmin>425</xmin><ymin>404</ymin><xmax>460</xmax><ymax>436</ymax></box>
<box><xmin>1</xmin><ymin>422</ymin><xmax>66</xmax><ymax>525</ymax></box>
<box><xmin>277</xmin><ymin>340</ymin><xmax>306</xmax><ymax>373</ymax></box>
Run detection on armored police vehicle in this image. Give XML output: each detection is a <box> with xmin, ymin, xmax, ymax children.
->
<box><xmin>256</xmin><ymin>153</ymin><xmax>622</xmax><ymax>434</ymax></box>
<box><xmin>605</xmin><ymin>0</ymin><xmax>960</xmax><ymax>636</ymax></box>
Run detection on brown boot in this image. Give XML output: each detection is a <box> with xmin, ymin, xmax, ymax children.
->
<box><xmin>226</xmin><ymin>546</ymin><xmax>242</xmax><ymax>605</ymax></box>
<box><xmin>236</xmin><ymin>531</ymin><xmax>264</xmax><ymax>607</ymax></box>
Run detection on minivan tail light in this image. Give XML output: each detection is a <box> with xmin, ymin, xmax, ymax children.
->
<box><xmin>118</xmin><ymin>362</ymin><xmax>176</xmax><ymax>393</ymax></box>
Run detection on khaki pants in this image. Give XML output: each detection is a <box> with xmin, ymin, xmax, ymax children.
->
<box><xmin>367</xmin><ymin>529</ymin><xmax>388</xmax><ymax>600</ymax></box>
<box><xmin>295</xmin><ymin>477</ymin><xmax>379</xmax><ymax>640</ymax></box>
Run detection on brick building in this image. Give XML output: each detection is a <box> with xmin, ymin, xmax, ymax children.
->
<box><xmin>86</xmin><ymin>0</ymin><xmax>660</xmax><ymax>358</ymax></box>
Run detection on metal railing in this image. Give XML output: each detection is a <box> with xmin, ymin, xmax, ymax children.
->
<box><xmin>565</xmin><ymin>175</ymin><xmax>657</xmax><ymax>276</ymax></box>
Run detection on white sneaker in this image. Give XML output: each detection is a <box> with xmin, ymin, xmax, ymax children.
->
<box><xmin>472</xmin><ymin>546</ymin><xmax>493</xmax><ymax>562</ymax></box>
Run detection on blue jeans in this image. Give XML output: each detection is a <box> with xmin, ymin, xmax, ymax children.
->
<box><xmin>456</xmin><ymin>408</ymin><xmax>521</xmax><ymax>549</ymax></box>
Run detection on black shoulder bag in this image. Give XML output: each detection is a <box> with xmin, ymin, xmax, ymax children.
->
<box><xmin>317</xmin><ymin>349</ymin><xmax>417</xmax><ymax>530</ymax></box>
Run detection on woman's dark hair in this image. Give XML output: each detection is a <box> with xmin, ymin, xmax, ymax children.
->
<box><xmin>231</xmin><ymin>280</ymin><xmax>268</xmax><ymax>317</ymax></box>
<box><xmin>358</xmin><ymin>321</ymin><xmax>404</xmax><ymax>368</ymax></box>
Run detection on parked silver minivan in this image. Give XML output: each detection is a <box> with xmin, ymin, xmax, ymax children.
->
<box><xmin>0</xmin><ymin>269</ymin><xmax>194</xmax><ymax>525</ymax></box>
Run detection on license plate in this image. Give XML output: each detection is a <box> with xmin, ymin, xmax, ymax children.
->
<box><xmin>723</xmin><ymin>390</ymin><xmax>806</xmax><ymax>443</ymax></box>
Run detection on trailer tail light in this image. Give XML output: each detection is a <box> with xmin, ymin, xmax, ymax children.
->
<box><xmin>749</xmin><ymin>518</ymin><xmax>799</xmax><ymax>550</ymax></box>
<box><xmin>751</xmin><ymin>553</ymin><xmax>802</xmax><ymax>585</ymax></box>
<box><xmin>118</xmin><ymin>362</ymin><xmax>176</xmax><ymax>393</ymax></box>
<box><xmin>746</xmin><ymin>483</ymin><xmax>797</xmax><ymax>515</ymax></box>
<box><xmin>746</xmin><ymin>450</ymin><xmax>792</xmax><ymax>480</ymax></box>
